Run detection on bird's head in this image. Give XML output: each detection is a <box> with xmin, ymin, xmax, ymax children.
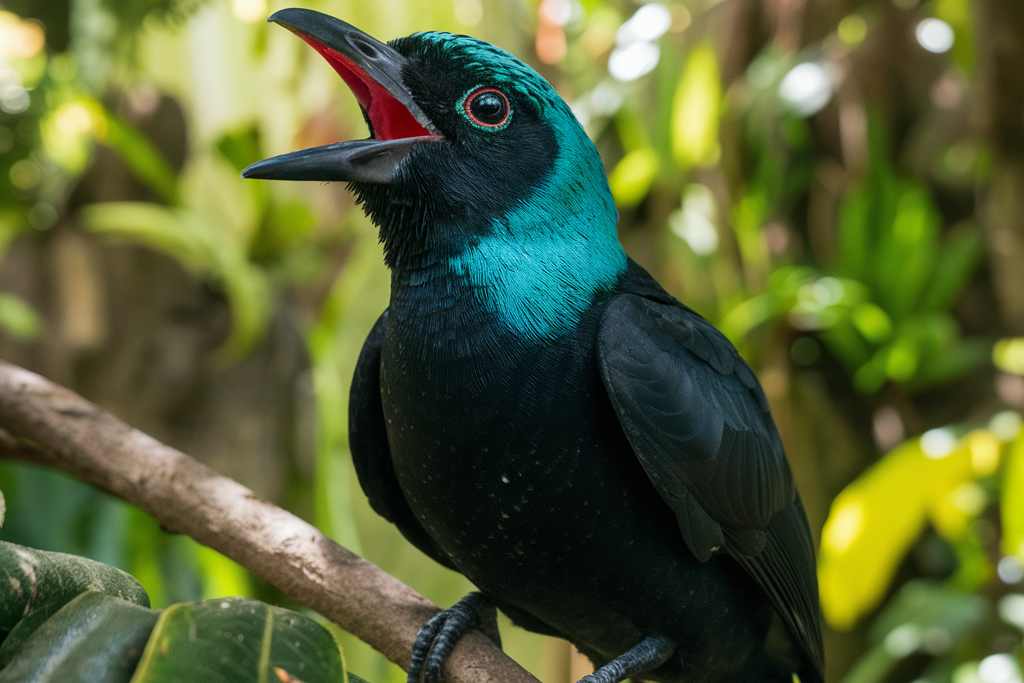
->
<box><xmin>243</xmin><ymin>9</ymin><xmax>623</xmax><ymax>278</ymax></box>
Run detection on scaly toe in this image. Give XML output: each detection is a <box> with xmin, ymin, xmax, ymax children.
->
<box><xmin>408</xmin><ymin>612</ymin><xmax>449</xmax><ymax>683</ymax></box>
<box><xmin>408</xmin><ymin>593</ymin><xmax>496</xmax><ymax>683</ymax></box>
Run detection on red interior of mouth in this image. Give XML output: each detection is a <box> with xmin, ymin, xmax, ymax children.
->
<box><xmin>292</xmin><ymin>32</ymin><xmax>433</xmax><ymax>141</ymax></box>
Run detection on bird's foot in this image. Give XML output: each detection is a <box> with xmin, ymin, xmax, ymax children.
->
<box><xmin>408</xmin><ymin>592</ymin><xmax>501</xmax><ymax>683</ymax></box>
<box><xmin>577</xmin><ymin>635</ymin><xmax>675</xmax><ymax>683</ymax></box>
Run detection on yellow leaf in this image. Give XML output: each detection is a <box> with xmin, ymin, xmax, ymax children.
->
<box><xmin>819</xmin><ymin>441</ymin><xmax>929</xmax><ymax>630</ymax></box>
<box><xmin>670</xmin><ymin>43</ymin><xmax>721</xmax><ymax>169</ymax></box>
<box><xmin>969</xmin><ymin>430</ymin><xmax>1001</xmax><ymax>477</ymax></box>
<box><xmin>994</xmin><ymin>338</ymin><xmax>1024</xmax><ymax>375</ymax></box>
<box><xmin>1002</xmin><ymin>431</ymin><xmax>1024</xmax><ymax>559</ymax></box>
<box><xmin>932</xmin><ymin>481</ymin><xmax>985</xmax><ymax>539</ymax></box>
<box><xmin>818</xmin><ymin>431</ymin><xmax>982</xmax><ymax>630</ymax></box>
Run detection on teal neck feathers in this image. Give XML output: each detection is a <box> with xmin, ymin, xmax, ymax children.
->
<box><xmin>446</xmin><ymin>126</ymin><xmax>625</xmax><ymax>342</ymax></box>
<box><xmin>386</xmin><ymin>32</ymin><xmax>627</xmax><ymax>341</ymax></box>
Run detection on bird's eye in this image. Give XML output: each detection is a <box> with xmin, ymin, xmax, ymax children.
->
<box><xmin>463</xmin><ymin>88</ymin><xmax>510</xmax><ymax>129</ymax></box>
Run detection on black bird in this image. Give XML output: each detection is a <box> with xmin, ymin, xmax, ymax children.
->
<box><xmin>243</xmin><ymin>9</ymin><xmax>823</xmax><ymax>683</ymax></box>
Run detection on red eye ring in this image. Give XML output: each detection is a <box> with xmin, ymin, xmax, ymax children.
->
<box><xmin>464</xmin><ymin>87</ymin><xmax>511</xmax><ymax>128</ymax></box>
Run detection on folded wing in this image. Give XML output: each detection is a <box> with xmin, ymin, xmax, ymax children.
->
<box><xmin>596</xmin><ymin>294</ymin><xmax>823</xmax><ymax>674</ymax></box>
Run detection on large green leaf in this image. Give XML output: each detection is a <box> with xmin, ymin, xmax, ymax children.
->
<box><xmin>0</xmin><ymin>540</ymin><xmax>150</xmax><ymax>667</ymax></box>
<box><xmin>0</xmin><ymin>542</ymin><xmax>351</xmax><ymax>683</ymax></box>
<box><xmin>131</xmin><ymin>596</ymin><xmax>345</xmax><ymax>683</ymax></box>
<box><xmin>0</xmin><ymin>591</ymin><xmax>157</xmax><ymax>683</ymax></box>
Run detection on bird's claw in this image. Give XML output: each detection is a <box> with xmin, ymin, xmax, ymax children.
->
<box><xmin>575</xmin><ymin>635</ymin><xmax>675</xmax><ymax>683</ymax></box>
<box><xmin>408</xmin><ymin>592</ymin><xmax>501</xmax><ymax>683</ymax></box>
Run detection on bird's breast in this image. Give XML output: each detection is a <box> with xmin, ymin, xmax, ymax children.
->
<box><xmin>380</xmin><ymin>277</ymin><xmax>636</xmax><ymax>581</ymax></box>
<box><xmin>378</xmin><ymin>271</ymin><xmax>771</xmax><ymax>667</ymax></box>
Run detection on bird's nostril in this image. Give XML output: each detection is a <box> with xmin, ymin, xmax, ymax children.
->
<box><xmin>352</xmin><ymin>37</ymin><xmax>379</xmax><ymax>59</ymax></box>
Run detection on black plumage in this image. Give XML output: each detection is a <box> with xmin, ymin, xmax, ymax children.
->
<box><xmin>351</xmin><ymin>261</ymin><xmax>822</xmax><ymax>683</ymax></box>
<box><xmin>243</xmin><ymin>9</ymin><xmax>824</xmax><ymax>683</ymax></box>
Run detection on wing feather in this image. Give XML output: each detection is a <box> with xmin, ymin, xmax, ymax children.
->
<box><xmin>597</xmin><ymin>293</ymin><xmax>823</xmax><ymax>675</ymax></box>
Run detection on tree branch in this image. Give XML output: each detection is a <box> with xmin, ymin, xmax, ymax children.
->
<box><xmin>0</xmin><ymin>360</ymin><xmax>539</xmax><ymax>683</ymax></box>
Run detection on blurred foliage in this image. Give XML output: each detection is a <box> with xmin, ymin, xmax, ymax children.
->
<box><xmin>819</xmin><ymin>416</ymin><xmax>1015</xmax><ymax>626</ymax></box>
<box><xmin>0</xmin><ymin>0</ymin><xmax>1022</xmax><ymax>682</ymax></box>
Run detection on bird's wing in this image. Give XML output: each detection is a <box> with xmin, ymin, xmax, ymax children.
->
<box><xmin>349</xmin><ymin>310</ymin><xmax>458</xmax><ymax>571</ymax></box>
<box><xmin>596</xmin><ymin>293</ymin><xmax>823</xmax><ymax>673</ymax></box>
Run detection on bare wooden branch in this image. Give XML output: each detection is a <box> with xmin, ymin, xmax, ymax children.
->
<box><xmin>0</xmin><ymin>360</ymin><xmax>539</xmax><ymax>683</ymax></box>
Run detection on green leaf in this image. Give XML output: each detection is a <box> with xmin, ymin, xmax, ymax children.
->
<box><xmin>195</xmin><ymin>546</ymin><xmax>252</xmax><ymax>602</ymax></box>
<box><xmin>934</xmin><ymin>0</ymin><xmax>974</xmax><ymax>73</ymax></box>
<box><xmin>0</xmin><ymin>541</ymin><xmax>150</xmax><ymax>668</ymax></box>
<box><xmin>720</xmin><ymin>292</ymin><xmax>781</xmax><ymax>342</ymax></box>
<box><xmin>0</xmin><ymin>542</ymin><xmax>354</xmax><ymax>683</ymax></box>
<box><xmin>820</xmin><ymin>318</ymin><xmax>874</xmax><ymax>375</ymax></box>
<box><xmin>215</xmin><ymin>127</ymin><xmax>263</xmax><ymax>175</ymax></box>
<box><xmin>0</xmin><ymin>592</ymin><xmax>158</xmax><ymax>683</ymax></box>
<box><xmin>730</xmin><ymin>191</ymin><xmax>769</xmax><ymax>283</ymax></box>
<box><xmin>78</xmin><ymin>202</ymin><xmax>213</xmax><ymax>271</ymax></box>
<box><xmin>874</xmin><ymin>186</ymin><xmax>939</xmax><ymax>321</ymax></box>
<box><xmin>868</xmin><ymin>580</ymin><xmax>988</xmax><ymax>644</ymax></box>
<box><xmin>909</xmin><ymin>338</ymin><xmax>990</xmax><ymax>391</ymax></box>
<box><xmin>253</xmin><ymin>200</ymin><xmax>318</xmax><ymax>264</ymax></box>
<box><xmin>850</xmin><ymin>302</ymin><xmax>893</xmax><ymax>344</ymax></box>
<box><xmin>836</xmin><ymin>184</ymin><xmax>872</xmax><ymax>282</ymax></box>
<box><xmin>852</xmin><ymin>346</ymin><xmax>889</xmax><ymax>393</ymax></box>
<box><xmin>840</xmin><ymin>581</ymin><xmax>988</xmax><ymax>683</ymax></box>
<box><xmin>920</xmin><ymin>221</ymin><xmax>984</xmax><ymax>313</ymax></box>
<box><xmin>131</xmin><ymin>596</ymin><xmax>345</xmax><ymax>683</ymax></box>
<box><xmin>97</xmin><ymin>109</ymin><xmax>180</xmax><ymax>206</ymax></box>
<box><xmin>0</xmin><ymin>294</ymin><xmax>42</xmax><ymax>340</ymax></box>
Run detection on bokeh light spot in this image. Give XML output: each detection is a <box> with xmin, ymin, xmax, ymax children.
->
<box><xmin>998</xmin><ymin>556</ymin><xmax>1024</xmax><ymax>585</ymax></box>
<box><xmin>669</xmin><ymin>184</ymin><xmax>719</xmax><ymax>255</ymax></box>
<box><xmin>616</xmin><ymin>3</ymin><xmax>672</xmax><ymax>46</ymax></box>
<box><xmin>916</xmin><ymin>18</ymin><xmax>955</xmax><ymax>54</ymax></box>
<box><xmin>978</xmin><ymin>654</ymin><xmax>1021</xmax><ymax>683</ymax></box>
<box><xmin>232</xmin><ymin>0</ymin><xmax>267</xmax><ymax>23</ymax></box>
<box><xmin>9</xmin><ymin>158</ymin><xmax>41</xmax><ymax>191</ymax></box>
<box><xmin>921</xmin><ymin>428</ymin><xmax>957</xmax><ymax>459</ymax></box>
<box><xmin>609</xmin><ymin>42</ymin><xmax>660</xmax><ymax>82</ymax></box>
<box><xmin>837</xmin><ymin>15</ymin><xmax>868</xmax><ymax>46</ymax></box>
<box><xmin>778</xmin><ymin>62</ymin><xmax>832</xmax><ymax>116</ymax></box>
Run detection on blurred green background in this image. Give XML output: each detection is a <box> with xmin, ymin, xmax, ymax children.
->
<box><xmin>1</xmin><ymin>0</ymin><xmax>1024</xmax><ymax>681</ymax></box>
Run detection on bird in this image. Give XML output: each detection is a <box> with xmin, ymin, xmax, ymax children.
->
<box><xmin>243</xmin><ymin>8</ymin><xmax>824</xmax><ymax>683</ymax></box>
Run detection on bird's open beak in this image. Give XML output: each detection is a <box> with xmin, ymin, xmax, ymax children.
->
<box><xmin>241</xmin><ymin>8</ymin><xmax>439</xmax><ymax>184</ymax></box>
